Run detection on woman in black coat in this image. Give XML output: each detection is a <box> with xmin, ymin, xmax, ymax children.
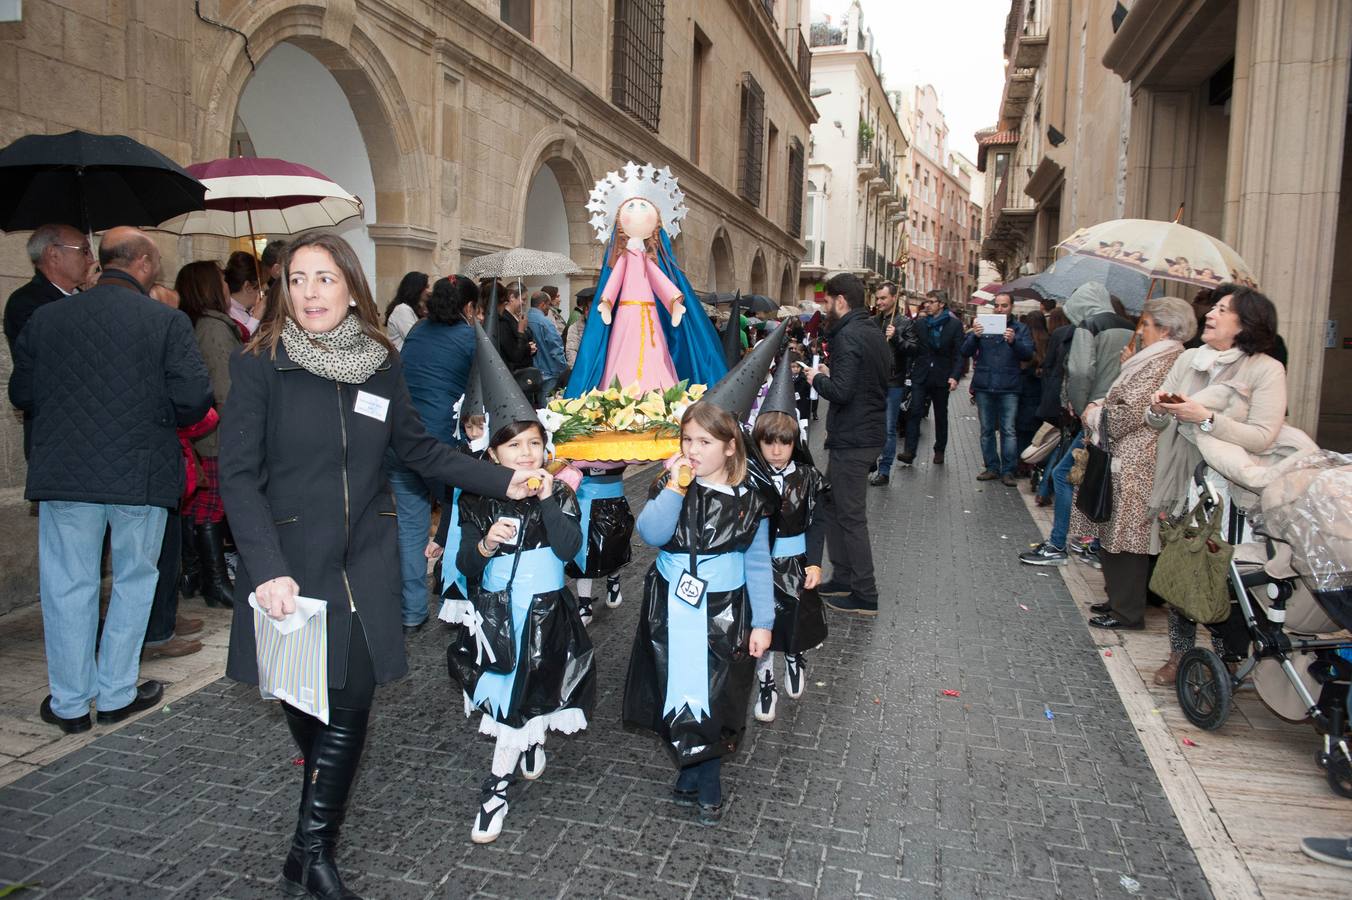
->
<box><xmin>220</xmin><ymin>232</ymin><xmax>543</xmax><ymax>900</ymax></box>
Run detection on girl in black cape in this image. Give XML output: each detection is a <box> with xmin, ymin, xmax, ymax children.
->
<box><xmin>446</xmin><ymin>326</ymin><xmax>594</xmax><ymax>845</ymax></box>
<box><xmin>622</xmin><ymin>400</ymin><xmax>776</xmax><ymax>826</ymax></box>
<box><xmin>746</xmin><ymin>350</ymin><xmax>830</xmax><ymax>724</ymax></box>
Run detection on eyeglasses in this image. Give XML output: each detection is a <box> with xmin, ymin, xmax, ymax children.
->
<box><xmin>56</xmin><ymin>244</ymin><xmax>93</xmax><ymax>257</ymax></box>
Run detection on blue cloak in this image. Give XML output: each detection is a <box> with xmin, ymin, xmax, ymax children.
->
<box><xmin>565</xmin><ymin>228</ymin><xmax>728</xmax><ymax>397</ymax></box>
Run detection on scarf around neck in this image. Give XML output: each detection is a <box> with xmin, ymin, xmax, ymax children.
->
<box><xmin>281</xmin><ymin>313</ymin><xmax>388</xmax><ymax>384</ymax></box>
<box><xmin>925</xmin><ymin>310</ymin><xmax>950</xmax><ymax>348</ymax></box>
<box><xmin>1189</xmin><ymin>344</ymin><xmax>1244</xmax><ymax>374</ymax></box>
<box><xmin>1114</xmin><ymin>337</ymin><xmax>1182</xmax><ymax>385</ymax></box>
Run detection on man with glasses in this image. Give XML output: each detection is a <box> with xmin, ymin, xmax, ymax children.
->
<box><xmin>4</xmin><ymin>224</ymin><xmax>95</xmax><ymax>459</ymax></box>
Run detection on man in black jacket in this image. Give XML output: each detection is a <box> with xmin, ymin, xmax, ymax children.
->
<box><xmin>899</xmin><ymin>290</ymin><xmax>964</xmax><ymax>466</ymax></box>
<box><xmin>803</xmin><ymin>272</ymin><xmax>891</xmax><ymax>615</ymax></box>
<box><xmin>10</xmin><ymin>227</ymin><xmax>212</xmax><ymax>734</ymax></box>
<box><xmin>4</xmin><ymin>223</ymin><xmax>94</xmax><ymax>460</ymax></box>
<box><xmin>868</xmin><ymin>281</ymin><xmax>918</xmax><ymax>486</ymax></box>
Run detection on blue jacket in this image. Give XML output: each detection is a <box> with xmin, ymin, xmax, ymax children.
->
<box><xmin>961</xmin><ymin>320</ymin><xmax>1035</xmax><ymax>394</ymax></box>
<box><xmin>527</xmin><ymin>306</ymin><xmax>566</xmax><ymax>379</ymax></box>
<box><xmin>400</xmin><ymin>320</ymin><xmax>474</xmax><ymax>444</ymax></box>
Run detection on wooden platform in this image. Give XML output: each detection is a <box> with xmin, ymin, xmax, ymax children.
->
<box><xmin>1022</xmin><ymin>491</ymin><xmax>1352</xmax><ymax>898</ymax></box>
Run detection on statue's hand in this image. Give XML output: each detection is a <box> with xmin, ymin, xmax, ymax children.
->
<box><xmin>598</xmin><ymin>301</ymin><xmax>612</xmax><ymax>325</ymax></box>
<box><xmin>670</xmin><ymin>300</ymin><xmax>685</xmax><ymax>328</ymax></box>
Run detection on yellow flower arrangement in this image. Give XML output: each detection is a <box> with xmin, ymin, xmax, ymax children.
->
<box><xmin>546</xmin><ymin>378</ymin><xmax>707</xmax><ymax>443</ymax></box>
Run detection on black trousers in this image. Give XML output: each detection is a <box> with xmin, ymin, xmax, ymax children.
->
<box><xmin>145</xmin><ymin>510</ymin><xmax>181</xmax><ymax>645</ymax></box>
<box><xmin>1102</xmin><ymin>550</ymin><xmax>1151</xmax><ymax>627</ymax></box>
<box><xmin>822</xmin><ymin>446</ymin><xmax>881</xmax><ymax>604</ymax></box>
<box><xmin>904</xmin><ymin>381</ymin><xmax>950</xmax><ymax>455</ymax></box>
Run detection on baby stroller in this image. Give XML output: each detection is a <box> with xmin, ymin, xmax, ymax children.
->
<box><xmin>1173</xmin><ymin>451</ymin><xmax>1352</xmax><ymax>798</ymax></box>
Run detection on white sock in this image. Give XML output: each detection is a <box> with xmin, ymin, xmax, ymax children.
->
<box><xmin>576</xmin><ymin>578</ymin><xmax>593</xmax><ymax>599</ymax></box>
<box><xmin>757</xmin><ymin>652</ymin><xmax>776</xmax><ymax>679</ymax></box>
<box><xmin>491</xmin><ymin>736</ymin><xmax>518</xmax><ymax>778</ymax></box>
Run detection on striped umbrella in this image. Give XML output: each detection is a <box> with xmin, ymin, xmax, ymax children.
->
<box><xmin>157</xmin><ymin>156</ymin><xmax>363</xmax><ymax>237</ymax></box>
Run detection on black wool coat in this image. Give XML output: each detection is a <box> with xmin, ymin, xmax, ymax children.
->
<box><xmin>9</xmin><ymin>269</ymin><xmax>212</xmax><ymax>505</ymax></box>
<box><xmin>812</xmin><ymin>308</ymin><xmax>891</xmax><ymax>450</ymax></box>
<box><xmin>220</xmin><ymin>342</ymin><xmax>514</xmax><ymax>690</ymax></box>
<box><xmin>908</xmin><ymin>314</ymin><xmax>966</xmax><ymax>389</ymax></box>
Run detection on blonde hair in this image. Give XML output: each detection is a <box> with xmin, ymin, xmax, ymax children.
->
<box><xmin>681</xmin><ymin>401</ymin><xmax>747</xmax><ymax>485</ymax></box>
<box><xmin>245</xmin><ymin>230</ymin><xmax>394</xmax><ymax>358</ymax></box>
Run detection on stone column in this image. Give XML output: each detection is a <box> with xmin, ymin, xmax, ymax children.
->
<box><xmin>1224</xmin><ymin>0</ymin><xmax>1352</xmax><ymax>433</ymax></box>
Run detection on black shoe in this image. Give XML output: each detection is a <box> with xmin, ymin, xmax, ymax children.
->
<box><xmin>40</xmin><ymin>696</ymin><xmax>91</xmax><ymax>734</ymax></box>
<box><xmin>816</xmin><ymin>579</ymin><xmax>851</xmax><ymax>596</ymax></box>
<box><xmin>698</xmin><ymin>802</ymin><xmax>724</xmax><ymax>827</ymax></box>
<box><xmin>402</xmin><ymin>616</ymin><xmax>429</xmax><ymax>636</ymax></box>
<box><xmin>282</xmin><ymin>707</ymin><xmax>369</xmax><ymax>897</ymax></box>
<box><xmin>1300</xmin><ymin>836</ymin><xmax>1352</xmax><ymax>868</ymax></box>
<box><xmin>1088</xmin><ymin>614</ymin><xmax>1143</xmax><ymax>631</ymax></box>
<box><xmin>896</xmin><ymin>452</ymin><xmax>915</xmax><ymax>466</ymax></box>
<box><xmin>281</xmin><ymin>705</ymin><xmax>321</xmax><ymax>884</ymax></box>
<box><xmin>823</xmin><ymin>594</ymin><xmax>878</xmax><ymax>616</ymax></box>
<box><xmin>1089</xmin><ymin>602</ymin><xmax>1112</xmax><ymax>614</ymax></box>
<box><xmin>195</xmin><ymin>521</ymin><xmax>235</xmax><ymax>608</ymax></box>
<box><xmin>867</xmin><ymin>472</ymin><xmax>890</xmax><ymax>486</ymax></box>
<box><xmin>95</xmin><ymin>680</ymin><xmax>163</xmax><ymax>724</ymax></box>
<box><xmin>932</xmin><ymin>452</ymin><xmax>944</xmax><ymax>465</ymax></box>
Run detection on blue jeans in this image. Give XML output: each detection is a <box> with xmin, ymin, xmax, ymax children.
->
<box><xmin>1048</xmin><ymin>432</ymin><xmax>1084</xmax><ymax>549</ymax></box>
<box><xmin>1037</xmin><ymin>441</ymin><xmax>1065</xmax><ymax>500</ymax></box>
<box><xmin>386</xmin><ymin>463</ymin><xmax>434</xmax><ymax>626</ymax></box>
<box><xmin>676</xmin><ymin>756</ymin><xmax>723</xmax><ymax>806</ymax></box>
<box><xmin>975</xmin><ymin>391</ymin><xmax>1019</xmax><ymax>476</ymax></box>
<box><xmin>876</xmin><ymin>386</ymin><xmax>907</xmax><ymax>475</ymax></box>
<box><xmin>39</xmin><ymin>501</ymin><xmax>168</xmax><ymax>719</ymax></box>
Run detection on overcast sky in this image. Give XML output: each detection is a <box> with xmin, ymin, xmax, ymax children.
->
<box><xmin>812</xmin><ymin>0</ymin><xmax>1009</xmax><ymax>162</ymax></box>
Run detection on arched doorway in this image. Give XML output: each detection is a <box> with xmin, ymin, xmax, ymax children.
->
<box><xmin>779</xmin><ymin>263</ymin><xmax>795</xmax><ymax>305</ymax></box>
<box><xmin>197</xmin><ymin>10</ymin><xmax>431</xmax><ymax>304</ymax></box>
<box><xmin>521</xmin><ymin>164</ymin><xmax>571</xmax><ymax>311</ymax></box>
<box><xmin>710</xmin><ymin>229</ymin><xmax>735</xmax><ymax>292</ymax></box>
<box><xmin>235</xmin><ymin>42</ymin><xmax>377</xmax><ymax>287</ymax></box>
<box><xmin>750</xmin><ymin>250</ymin><xmax>768</xmax><ymax>295</ymax></box>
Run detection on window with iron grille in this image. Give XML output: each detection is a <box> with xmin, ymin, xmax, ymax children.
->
<box><xmin>611</xmin><ymin>0</ymin><xmax>665</xmax><ymax>132</ymax></box>
<box><xmin>737</xmin><ymin>73</ymin><xmax>765</xmax><ymax>206</ymax></box>
<box><xmin>786</xmin><ymin>137</ymin><xmax>805</xmax><ymax>237</ymax></box>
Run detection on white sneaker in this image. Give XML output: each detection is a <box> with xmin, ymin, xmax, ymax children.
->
<box><xmin>605</xmin><ymin>576</ymin><xmax>623</xmax><ymax>609</ymax></box>
<box><xmin>754</xmin><ymin>671</ymin><xmax>777</xmax><ymax>722</ymax></box>
<box><xmin>578</xmin><ymin>598</ymin><xmax>594</xmax><ymax>627</ymax></box>
<box><xmin>784</xmin><ymin>653</ymin><xmax>806</xmax><ymax>700</ymax></box>
<box><xmin>519</xmin><ymin>744</ymin><xmax>546</xmax><ymax>781</ymax></box>
<box><xmin>471</xmin><ymin>776</ymin><xmax>512</xmax><ymax>844</ymax></box>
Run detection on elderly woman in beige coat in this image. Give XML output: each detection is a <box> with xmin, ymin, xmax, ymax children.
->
<box><xmin>1143</xmin><ymin>284</ymin><xmax>1287</xmax><ymax>685</ymax></box>
<box><xmin>1071</xmin><ymin>296</ymin><xmax>1196</xmax><ymax>632</ymax></box>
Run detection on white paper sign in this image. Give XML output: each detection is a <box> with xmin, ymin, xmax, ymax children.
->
<box><xmin>977</xmin><ymin>314</ymin><xmax>1008</xmax><ymax>335</ymax></box>
<box><xmin>353</xmin><ymin>391</ymin><xmax>390</xmax><ymax>421</ymax></box>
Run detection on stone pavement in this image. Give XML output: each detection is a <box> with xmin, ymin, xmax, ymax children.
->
<box><xmin>0</xmin><ymin>412</ymin><xmax>1214</xmax><ymax>899</ymax></box>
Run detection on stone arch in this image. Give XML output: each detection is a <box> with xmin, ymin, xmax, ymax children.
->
<box><xmin>194</xmin><ymin>3</ymin><xmax>433</xmax><ymax>297</ymax></box>
<box><xmin>710</xmin><ymin>227</ymin><xmax>736</xmax><ymax>292</ymax></box>
<box><xmin>510</xmin><ymin>131</ymin><xmax>597</xmax><ymax>312</ymax></box>
<box><xmin>779</xmin><ymin>262</ymin><xmax>795</xmax><ymax>305</ymax></box>
<box><xmin>750</xmin><ymin>250</ymin><xmax>768</xmax><ymax>295</ymax></box>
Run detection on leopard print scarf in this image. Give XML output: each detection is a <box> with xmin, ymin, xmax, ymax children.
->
<box><xmin>281</xmin><ymin>314</ymin><xmax>388</xmax><ymax>384</ymax></box>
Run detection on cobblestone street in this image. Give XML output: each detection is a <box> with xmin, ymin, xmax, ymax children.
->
<box><xmin>0</xmin><ymin>414</ymin><xmax>1213</xmax><ymax>899</ymax></box>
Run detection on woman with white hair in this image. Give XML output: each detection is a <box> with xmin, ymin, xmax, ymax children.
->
<box><xmin>1077</xmin><ymin>296</ymin><xmax>1197</xmax><ymax>631</ymax></box>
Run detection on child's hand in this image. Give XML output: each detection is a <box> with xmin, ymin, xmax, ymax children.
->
<box><xmin>748</xmin><ymin>627</ymin><xmax>772</xmax><ymax>658</ymax></box>
<box><xmin>537</xmin><ymin>470</ymin><xmax>555</xmax><ymax>499</ymax></box>
<box><xmin>483</xmin><ymin>519</ymin><xmax>517</xmax><ymax>551</ymax></box>
<box><xmin>425</xmin><ymin>541</ymin><xmax>443</xmax><ymax>560</ymax></box>
<box><xmin>803</xmin><ymin>566</ymin><xmax>821</xmax><ymax>590</ymax></box>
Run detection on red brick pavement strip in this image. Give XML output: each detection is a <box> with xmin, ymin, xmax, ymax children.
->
<box><xmin>0</xmin><ymin>413</ymin><xmax>1213</xmax><ymax>898</ymax></box>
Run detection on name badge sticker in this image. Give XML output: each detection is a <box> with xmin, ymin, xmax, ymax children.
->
<box><xmin>494</xmin><ymin>516</ymin><xmax>523</xmax><ymax>547</ymax></box>
<box><xmin>674</xmin><ymin>571</ymin><xmax>707</xmax><ymax>608</ymax></box>
<box><xmin>354</xmin><ymin>391</ymin><xmax>390</xmax><ymax>422</ymax></box>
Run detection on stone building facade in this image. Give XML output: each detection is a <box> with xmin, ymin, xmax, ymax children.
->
<box><xmin>0</xmin><ymin>0</ymin><xmax>817</xmax><ymax>609</ymax></box>
<box><xmin>906</xmin><ymin>84</ymin><xmax>974</xmax><ymax>302</ymax></box>
<box><xmin>800</xmin><ymin>1</ymin><xmax>909</xmax><ymax>297</ymax></box>
<box><xmin>977</xmin><ymin>0</ymin><xmax>1351</xmax><ymax>449</ymax></box>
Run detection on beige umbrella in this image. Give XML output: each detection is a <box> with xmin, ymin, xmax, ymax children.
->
<box><xmin>1057</xmin><ymin>217</ymin><xmax>1258</xmax><ymax>291</ymax></box>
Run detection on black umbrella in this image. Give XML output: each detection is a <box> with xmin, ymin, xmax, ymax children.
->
<box><xmin>743</xmin><ymin>294</ymin><xmax>777</xmax><ymax>314</ymax></box>
<box><xmin>0</xmin><ymin>130</ymin><xmax>205</xmax><ymax>233</ymax></box>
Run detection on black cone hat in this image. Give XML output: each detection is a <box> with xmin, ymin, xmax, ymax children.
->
<box><xmin>484</xmin><ymin>280</ymin><xmax>500</xmax><ymax>351</ymax></box>
<box><xmin>758</xmin><ymin>345</ymin><xmax>798</xmax><ymax>419</ymax></box>
<box><xmin>704</xmin><ymin>319</ymin><xmax>787</xmax><ymax>420</ymax></box>
<box><xmin>472</xmin><ymin>321</ymin><xmax>537</xmax><ymax>434</ymax></box>
<box><xmin>459</xmin><ymin>353</ymin><xmax>484</xmax><ymax>436</ymax></box>
<box><xmin>721</xmin><ymin>290</ymin><xmax>743</xmax><ymax>369</ymax></box>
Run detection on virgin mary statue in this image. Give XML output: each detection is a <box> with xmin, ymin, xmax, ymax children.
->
<box><xmin>564</xmin><ymin>162</ymin><xmax>727</xmax><ymax>398</ymax></box>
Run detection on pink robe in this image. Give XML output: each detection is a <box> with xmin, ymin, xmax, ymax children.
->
<box><xmin>599</xmin><ymin>248</ymin><xmax>681</xmax><ymax>392</ymax></box>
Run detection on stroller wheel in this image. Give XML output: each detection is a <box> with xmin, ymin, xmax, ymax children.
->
<box><xmin>1326</xmin><ymin>753</ymin><xmax>1352</xmax><ymax>799</ymax></box>
<box><xmin>1176</xmin><ymin>648</ymin><xmax>1233</xmax><ymax>731</ymax></box>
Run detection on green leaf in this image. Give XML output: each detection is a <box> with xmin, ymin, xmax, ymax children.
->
<box><xmin>0</xmin><ymin>884</ymin><xmax>40</xmax><ymax>897</ymax></box>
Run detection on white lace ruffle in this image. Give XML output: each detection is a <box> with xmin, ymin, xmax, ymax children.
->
<box><xmin>460</xmin><ymin>691</ymin><xmax>588</xmax><ymax>753</ymax></box>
